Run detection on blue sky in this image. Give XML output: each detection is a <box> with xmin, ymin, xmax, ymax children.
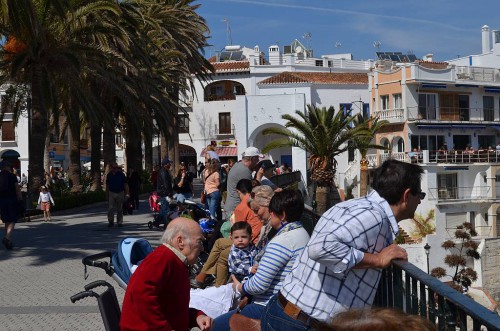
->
<box><xmin>198</xmin><ymin>0</ymin><xmax>500</xmax><ymax>62</ymax></box>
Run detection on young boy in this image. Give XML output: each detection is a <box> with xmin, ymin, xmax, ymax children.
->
<box><xmin>228</xmin><ymin>222</ymin><xmax>258</xmax><ymax>282</ymax></box>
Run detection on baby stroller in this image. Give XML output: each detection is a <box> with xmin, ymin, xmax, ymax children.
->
<box><xmin>122</xmin><ymin>196</ymin><xmax>135</xmax><ymax>215</ymax></box>
<box><xmin>147</xmin><ymin>197</ymin><xmax>180</xmax><ymax>230</ymax></box>
<box><xmin>82</xmin><ymin>237</ymin><xmax>154</xmax><ymax>290</ymax></box>
<box><xmin>79</xmin><ymin>236</ymin><xmax>239</xmax><ymax>320</ymax></box>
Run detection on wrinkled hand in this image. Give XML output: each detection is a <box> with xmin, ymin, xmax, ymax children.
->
<box><xmin>250</xmin><ymin>265</ymin><xmax>258</xmax><ymax>274</ymax></box>
<box><xmin>378</xmin><ymin>243</ymin><xmax>407</xmax><ymax>268</ymax></box>
<box><xmin>196</xmin><ymin>314</ymin><xmax>213</xmax><ymax>331</ymax></box>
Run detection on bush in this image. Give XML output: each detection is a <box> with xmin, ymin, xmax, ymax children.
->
<box><xmin>52</xmin><ymin>190</ymin><xmax>106</xmax><ymax>212</ymax></box>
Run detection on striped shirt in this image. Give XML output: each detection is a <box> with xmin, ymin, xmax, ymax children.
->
<box><xmin>242</xmin><ymin>223</ymin><xmax>310</xmax><ymax>306</ymax></box>
<box><xmin>280</xmin><ymin>190</ymin><xmax>399</xmax><ymax>323</ymax></box>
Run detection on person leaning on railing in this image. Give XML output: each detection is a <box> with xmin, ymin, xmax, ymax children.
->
<box><xmin>260</xmin><ymin>159</ymin><xmax>425</xmax><ymax>331</ymax></box>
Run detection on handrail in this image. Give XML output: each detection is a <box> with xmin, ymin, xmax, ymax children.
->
<box><xmin>375</xmin><ymin>260</ymin><xmax>500</xmax><ymax>330</ymax></box>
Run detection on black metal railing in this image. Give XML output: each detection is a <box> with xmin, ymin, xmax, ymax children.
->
<box><xmin>374</xmin><ymin>260</ymin><xmax>500</xmax><ymax>330</ymax></box>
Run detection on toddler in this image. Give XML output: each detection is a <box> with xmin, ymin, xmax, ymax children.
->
<box><xmin>38</xmin><ymin>185</ymin><xmax>55</xmax><ymax>222</ymax></box>
<box><xmin>228</xmin><ymin>222</ymin><xmax>258</xmax><ymax>282</ymax></box>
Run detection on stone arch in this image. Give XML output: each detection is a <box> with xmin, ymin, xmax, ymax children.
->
<box><xmin>393</xmin><ymin>136</ymin><xmax>405</xmax><ymax>153</ymax></box>
<box><xmin>248</xmin><ymin>123</ymin><xmax>292</xmax><ymax>167</ymax></box>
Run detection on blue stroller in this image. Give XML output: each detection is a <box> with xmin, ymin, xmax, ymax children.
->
<box><xmin>81</xmin><ymin>237</ymin><xmax>154</xmax><ymax>289</ymax></box>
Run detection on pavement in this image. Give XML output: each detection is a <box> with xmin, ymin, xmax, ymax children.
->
<box><xmin>0</xmin><ymin>179</ymin><xmax>204</xmax><ymax>331</ymax></box>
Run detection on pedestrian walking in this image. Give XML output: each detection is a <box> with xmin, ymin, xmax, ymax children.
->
<box><xmin>37</xmin><ymin>185</ymin><xmax>55</xmax><ymax>222</ymax></box>
<box><xmin>0</xmin><ymin>161</ymin><xmax>22</xmax><ymax>250</ymax></box>
<box><xmin>127</xmin><ymin>168</ymin><xmax>141</xmax><ymax>210</ymax></box>
<box><xmin>105</xmin><ymin>162</ymin><xmax>129</xmax><ymax>227</ymax></box>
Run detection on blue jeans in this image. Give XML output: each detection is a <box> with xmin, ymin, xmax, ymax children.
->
<box><xmin>175</xmin><ymin>192</ymin><xmax>192</xmax><ymax>203</ymax></box>
<box><xmin>159</xmin><ymin>196</ymin><xmax>170</xmax><ymax>217</ymax></box>
<box><xmin>261</xmin><ymin>294</ymin><xmax>314</xmax><ymax>331</ymax></box>
<box><xmin>213</xmin><ymin>303</ymin><xmax>265</xmax><ymax>331</ymax></box>
<box><xmin>206</xmin><ymin>190</ymin><xmax>221</xmax><ymax>220</ymax></box>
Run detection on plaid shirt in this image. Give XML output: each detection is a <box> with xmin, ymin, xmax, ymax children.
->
<box><xmin>280</xmin><ymin>190</ymin><xmax>399</xmax><ymax>323</ymax></box>
<box><xmin>228</xmin><ymin>244</ymin><xmax>259</xmax><ymax>278</ymax></box>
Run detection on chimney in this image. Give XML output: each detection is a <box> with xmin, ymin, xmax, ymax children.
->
<box><xmin>423</xmin><ymin>53</ymin><xmax>433</xmax><ymax>62</ymax></box>
<box><xmin>268</xmin><ymin>45</ymin><xmax>282</xmax><ymax>65</ymax></box>
<box><xmin>482</xmin><ymin>25</ymin><xmax>490</xmax><ymax>54</ymax></box>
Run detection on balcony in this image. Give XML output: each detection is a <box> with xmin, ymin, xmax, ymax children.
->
<box><xmin>375</xmin><ymin>260</ymin><xmax>500</xmax><ymax>330</ymax></box>
<box><xmin>372</xmin><ymin>108</ymin><xmax>405</xmax><ymax>123</ymax></box>
<box><xmin>455</xmin><ymin>66</ymin><xmax>500</xmax><ymax>83</ymax></box>
<box><xmin>427</xmin><ymin>186</ymin><xmax>491</xmax><ymax>201</ymax></box>
<box><xmin>408</xmin><ymin>106</ymin><xmax>496</xmax><ymax>123</ymax></box>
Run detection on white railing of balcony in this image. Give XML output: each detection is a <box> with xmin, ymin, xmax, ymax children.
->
<box><xmin>373</xmin><ymin>108</ymin><xmax>404</xmax><ymax>120</ymax></box>
<box><xmin>0</xmin><ymin>133</ymin><xmax>18</xmax><ymax>147</ymax></box>
<box><xmin>455</xmin><ymin>66</ymin><xmax>500</xmax><ymax>83</ymax></box>
<box><xmin>427</xmin><ymin>186</ymin><xmax>491</xmax><ymax>201</ymax></box>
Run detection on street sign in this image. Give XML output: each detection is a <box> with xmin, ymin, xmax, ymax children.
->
<box><xmin>49</xmin><ymin>151</ymin><xmax>55</xmax><ymax>158</ymax></box>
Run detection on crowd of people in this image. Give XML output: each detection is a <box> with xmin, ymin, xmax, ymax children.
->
<box><xmin>117</xmin><ymin>150</ymin><xmax>436</xmax><ymax>331</ymax></box>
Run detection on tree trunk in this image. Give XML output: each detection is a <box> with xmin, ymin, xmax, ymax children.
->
<box><xmin>144</xmin><ymin>129</ymin><xmax>153</xmax><ymax>173</ymax></box>
<box><xmin>102</xmin><ymin>121</ymin><xmax>115</xmax><ymax>192</ymax></box>
<box><xmin>89</xmin><ymin>119</ymin><xmax>102</xmax><ymax>191</ymax></box>
<box><xmin>28</xmin><ymin>69</ymin><xmax>49</xmax><ymax>198</ymax></box>
<box><xmin>315</xmin><ymin>186</ymin><xmax>331</xmax><ymax>214</ymax></box>
<box><xmin>68</xmin><ymin>102</ymin><xmax>82</xmax><ymax>193</ymax></box>
<box><xmin>125</xmin><ymin>123</ymin><xmax>142</xmax><ymax>174</ymax></box>
<box><xmin>44</xmin><ymin>133</ymin><xmax>50</xmax><ymax>174</ymax></box>
<box><xmin>359</xmin><ymin>158</ymin><xmax>370</xmax><ymax>196</ymax></box>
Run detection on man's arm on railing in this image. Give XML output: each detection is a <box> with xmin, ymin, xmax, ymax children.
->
<box><xmin>354</xmin><ymin>243</ymin><xmax>407</xmax><ymax>269</ymax></box>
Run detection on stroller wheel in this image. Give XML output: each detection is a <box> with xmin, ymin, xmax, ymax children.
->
<box><xmin>148</xmin><ymin>221</ymin><xmax>153</xmax><ymax>229</ymax></box>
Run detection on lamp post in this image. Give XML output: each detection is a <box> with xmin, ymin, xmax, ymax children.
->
<box><xmin>424</xmin><ymin>243</ymin><xmax>431</xmax><ymax>274</ymax></box>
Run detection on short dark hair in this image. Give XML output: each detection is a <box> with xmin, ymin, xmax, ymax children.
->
<box><xmin>230</xmin><ymin>222</ymin><xmax>252</xmax><ymax>236</ymax></box>
<box><xmin>372</xmin><ymin>159</ymin><xmax>424</xmax><ymax>205</ymax></box>
<box><xmin>236</xmin><ymin>178</ymin><xmax>253</xmax><ymax>195</ymax></box>
<box><xmin>269</xmin><ymin>189</ymin><xmax>304</xmax><ymax>222</ymax></box>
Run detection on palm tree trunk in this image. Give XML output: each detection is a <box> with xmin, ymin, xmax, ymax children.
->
<box><xmin>359</xmin><ymin>158</ymin><xmax>369</xmax><ymax>196</ymax></box>
<box><xmin>28</xmin><ymin>69</ymin><xmax>48</xmax><ymax>197</ymax></box>
<box><xmin>125</xmin><ymin>124</ymin><xmax>141</xmax><ymax>173</ymax></box>
<box><xmin>89</xmin><ymin>120</ymin><xmax>102</xmax><ymax>191</ymax></box>
<box><xmin>102</xmin><ymin>122</ymin><xmax>115</xmax><ymax>192</ymax></box>
<box><xmin>144</xmin><ymin>129</ymin><xmax>153</xmax><ymax>172</ymax></box>
<box><xmin>68</xmin><ymin>102</ymin><xmax>82</xmax><ymax>192</ymax></box>
<box><xmin>315</xmin><ymin>186</ymin><xmax>331</xmax><ymax>214</ymax></box>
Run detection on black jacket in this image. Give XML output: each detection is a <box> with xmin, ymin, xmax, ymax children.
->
<box><xmin>157</xmin><ymin>167</ymin><xmax>173</xmax><ymax>197</ymax></box>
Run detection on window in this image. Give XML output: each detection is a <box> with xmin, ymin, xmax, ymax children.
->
<box><xmin>438</xmin><ymin>173</ymin><xmax>458</xmax><ymax>199</ymax></box>
<box><xmin>233</xmin><ymin>84</ymin><xmax>244</xmax><ymax>95</ymax></box>
<box><xmin>219</xmin><ymin>112</ymin><xmax>231</xmax><ymax>134</ymax></box>
<box><xmin>1</xmin><ymin>122</ymin><xmax>15</xmax><ymax>141</ymax></box>
<box><xmin>411</xmin><ymin>135</ymin><xmax>428</xmax><ymax>151</ymax></box>
<box><xmin>363</xmin><ymin>103</ymin><xmax>370</xmax><ymax>118</ymax></box>
<box><xmin>446</xmin><ymin>213</ymin><xmax>466</xmax><ymax>231</ymax></box>
<box><xmin>340</xmin><ymin>103</ymin><xmax>352</xmax><ymax>116</ymax></box>
<box><xmin>395</xmin><ymin>137</ymin><xmax>404</xmax><ymax>153</ymax></box>
<box><xmin>478</xmin><ymin>135</ymin><xmax>495</xmax><ymax>149</ymax></box>
<box><xmin>418</xmin><ymin>94</ymin><xmax>436</xmax><ymax>119</ymax></box>
<box><xmin>116</xmin><ymin>133</ymin><xmax>124</xmax><ymax>147</ymax></box>
<box><xmin>380</xmin><ymin>95</ymin><xmax>389</xmax><ymax>110</ymax></box>
<box><xmin>393</xmin><ymin>93</ymin><xmax>402</xmax><ymax>109</ymax></box>
<box><xmin>178</xmin><ymin>114</ymin><xmax>189</xmax><ymax>134</ymax></box>
<box><xmin>459</xmin><ymin>95</ymin><xmax>469</xmax><ymax>121</ymax></box>
<box><xmin>483</xmin><ymin>96</ymin><xmax>494</xmax><ymax>121</ymax></box>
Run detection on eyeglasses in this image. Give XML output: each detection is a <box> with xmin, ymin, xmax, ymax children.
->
<box><xmin>415</xmin><ymin>190</ymin><xmax>426</xmax><ymax>200</ymax></box>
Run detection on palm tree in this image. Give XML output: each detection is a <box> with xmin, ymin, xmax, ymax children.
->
<box><xmin>262</xmin><ymin>105</ymin><xmax>372</xmax><ymax>213</ymax></box>
<box><xmin>0</xmin><ymin>0</ymin><xmax>123</xmax><ymax>196</ymax></box>
<box><xmin>351</xmin><ymin>113</ymin><xmax>389</xmax><ymax>196</ymax></box>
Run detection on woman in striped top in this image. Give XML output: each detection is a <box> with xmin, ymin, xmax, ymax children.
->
<box><xmin>212</xmin><ymin>189</ymin><xmax>310</xmax><ymax>331</ymax></box>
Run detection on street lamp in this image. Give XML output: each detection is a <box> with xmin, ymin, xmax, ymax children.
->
<box><xmin>424</xmin><ymin>243</ymin><xmax>431</xmax><ymax>274</ymax></box>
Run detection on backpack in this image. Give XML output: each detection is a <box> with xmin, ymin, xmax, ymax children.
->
<box><xmin>218</xmin><ymin>168</ymin><xmax>227</xmax><ymax>192</ymax></box>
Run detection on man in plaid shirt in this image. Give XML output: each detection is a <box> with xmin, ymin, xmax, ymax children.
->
<box><xmin>261</xmin><ymin>160</ymin><xmax>425</xmax><ymax>330</ymax></box>
<box><xmin>228</xmin><ymin>222</ymin><xmax>259</xmax><ymax>282</ymax></box>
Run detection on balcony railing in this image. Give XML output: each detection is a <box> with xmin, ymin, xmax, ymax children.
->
<box><xmin>372</xmin><ymin>108</ymin><xmax>405</xmax><ymax>123</ymax></box>
<box><xmin>455</xmin><ymin>66</ymin><xmax>500</xmax><ymax>83</ymax></box>
<box><xmin>427</xmin><ymin>186</ymin><xmax>491</xmax><ymax>201</ymax></box>
<box><xmin>408</xmin><ymin>106</ymin><xmax>496</xmax><ymax>122</ymax></box>
<box><xmin>375</xmin><ymin>260</ymin><xmax>500</xmax><ymax>330</ymax></box>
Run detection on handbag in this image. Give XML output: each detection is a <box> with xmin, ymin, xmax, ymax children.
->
<box><xmin>200</xmin><ymin>190</ymin><xmax>206</xmax><ymax>204</ymax></box>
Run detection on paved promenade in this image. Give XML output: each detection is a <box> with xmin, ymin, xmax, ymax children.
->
<box><xmin>0</xmin><ymin>195</ymin><xmax>176</xmax><ymax>331</ymax></box>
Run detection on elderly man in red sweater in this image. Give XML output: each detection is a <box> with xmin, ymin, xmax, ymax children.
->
<box><xmin>120</xmin><ymin>217</ymin><xmax>213</xmax><ymax>331</ymax></box>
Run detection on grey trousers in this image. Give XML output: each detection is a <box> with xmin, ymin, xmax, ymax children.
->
<box><xmin>108</xmin><ymin>191</ymin><xmax>124</xmax><ymax>224</ymax></box>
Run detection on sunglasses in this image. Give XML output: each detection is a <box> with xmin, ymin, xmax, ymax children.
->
<box><xmin>414</xmin><ymin>190</ymin><xmax>426</xmax><ymax>200</ymax></box>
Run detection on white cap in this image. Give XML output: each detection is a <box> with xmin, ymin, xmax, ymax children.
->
<box><xmin>242</xmin><ymin>147</ymin><xmax>260</xmax><ymax>157</ymax></box>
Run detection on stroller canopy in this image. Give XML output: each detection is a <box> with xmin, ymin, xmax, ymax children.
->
<box><xmin>112</xmin><ymin>237</ymin><xmax>153</xmax><ymax>285</ymax></box>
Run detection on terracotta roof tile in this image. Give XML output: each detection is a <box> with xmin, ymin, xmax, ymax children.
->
<box><xmin>206</xmin><ymin>59</ymin><xmax>250</xmax><ymax>73</ymax></box>
<box><xmin>258</xmin><ymin>72</ymin><xmax>368</xmax><ymax>85</ymax></box>
<box><xmin>416</xmin><ymin>61</ymin><xmax>449</xmax><ymax>69</ymax></box>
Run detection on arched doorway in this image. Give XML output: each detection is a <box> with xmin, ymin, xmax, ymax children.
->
<box><xmin>179</xmin><ymin>144</ymin><xmax>197</xmax><ymax>177</ymax></box>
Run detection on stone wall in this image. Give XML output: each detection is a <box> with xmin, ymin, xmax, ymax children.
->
<box><xmin>483</xmin><ymin>238</ymin><xmax>500</xmax><ymax>302</ymax></box>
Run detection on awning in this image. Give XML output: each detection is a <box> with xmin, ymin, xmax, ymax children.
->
<box><xmin>421</xmin><ymin>83</ymin><xmax>447</xmax><ymax>89</ymax></box>
<box><xmin>200</xmin><ymin>147</ymin><xmax>238</xmax><ymax>157</ymax></box>
<box><xmin>416</xmin><ymin>124</ymin><xmax>486</xmax><ymax>129</ymax></box>
<box><xmin>484</xmin><ymin>87</ymin><xmax>500</xmax><ymax>93</ymax></box>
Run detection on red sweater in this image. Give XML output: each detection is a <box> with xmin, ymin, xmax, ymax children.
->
<box><xmin>120</xmin><ymin>245</ymin><xmax>203</xmax><ymax>330</ymax></box>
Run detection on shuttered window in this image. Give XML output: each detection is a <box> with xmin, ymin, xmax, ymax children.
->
<box><xmin>1</xmin><ymin>122</ymin><xmax>15</xmax><ymax>141</ymax></box>
<box><xmin>446</xmin><ymin>213</ymin><xmax>466</xmax><ymax>230</ymax></box>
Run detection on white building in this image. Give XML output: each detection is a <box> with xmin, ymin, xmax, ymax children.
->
<box><xmin>178</xmin><ymin>40</ymin><xmax>373</xmax><ymax>193</ymax></box>
<box><xmin>366</xmin><ymin>26</ymin><xmax>500</xmax><ymax>302</ymax></box>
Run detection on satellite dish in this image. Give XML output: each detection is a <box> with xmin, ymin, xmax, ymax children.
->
<box><xmin>295</xmin><ymin>45</ymin><xmax>303</xmax><ymax>53</ymax></box>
